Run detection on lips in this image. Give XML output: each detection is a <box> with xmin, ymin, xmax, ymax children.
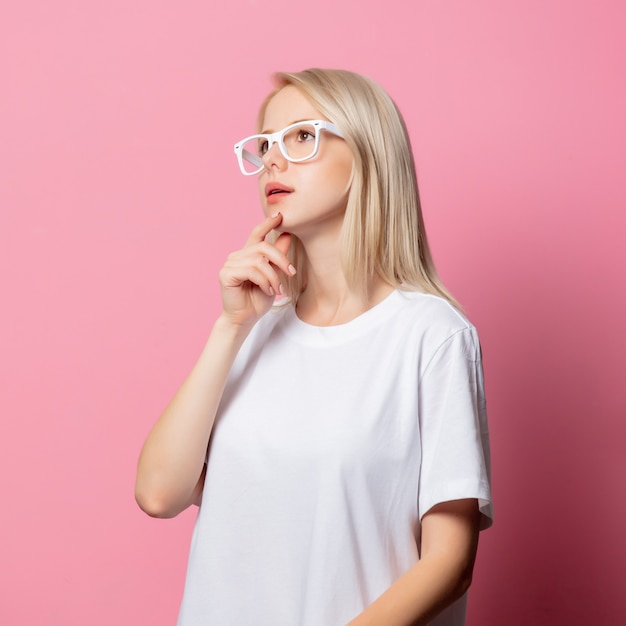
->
<box><xmin>265</xmin><ymin>182</ymin><xmax>294</xmax><ymax>198</ymax></box>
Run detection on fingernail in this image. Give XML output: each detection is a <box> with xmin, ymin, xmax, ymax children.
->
<box><xmin>288</xmin><ymin>264</ymin><xmax>296</xmax><ymax>275</ymax></box>
<box><xmin>278</xmin><ymin>283</ymin><xmax>284</xmax><ymax>295</ymax></box>
<box><xmin>271</xmin><ymin>211</ymin><xmax>281</xmax><ymax>218</ymax></box>
<box><xmin>268</xmin><ymin>286</ymin><xmax>274</xmax><ymax>296</ymax></box>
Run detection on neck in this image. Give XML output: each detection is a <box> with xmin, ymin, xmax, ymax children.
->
<box><xmin>295</xmin><ymin>229</ymin><xmax>393</xmax><ymax>327</ymax></box>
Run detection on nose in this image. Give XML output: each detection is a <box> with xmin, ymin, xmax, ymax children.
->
<box><xmin>262</xmin><ymin>141</ymin><xmax>288</xmax><ymax>171</ymax></box>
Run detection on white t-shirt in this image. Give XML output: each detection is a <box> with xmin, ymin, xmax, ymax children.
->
<box><xmin>178</xmin><ymin>290</ymin><xmax>493</xmax><ymax>626</ymax></box>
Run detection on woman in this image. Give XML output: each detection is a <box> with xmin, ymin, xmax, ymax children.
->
<box><xmin>135</xmin><ymin>68</ymin><xmax>493</xmax><ymax>626</ymax></box>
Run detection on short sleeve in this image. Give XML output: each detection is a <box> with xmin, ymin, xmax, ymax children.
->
<box><xmin>417</xmin><ymin>327</ymin><xmax>493</xmax><ymax>530</ymax></box>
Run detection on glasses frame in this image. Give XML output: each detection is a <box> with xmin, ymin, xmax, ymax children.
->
<box><xmin>233</xmin><ymin>119</ymin><xmax>344</xmax><ymax>176</ymax></box>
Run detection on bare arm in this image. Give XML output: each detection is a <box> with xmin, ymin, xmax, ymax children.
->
<box><xmin>347</xmin><ymin>499</ymin><xmax>481</xmax><ymax>626</ymax></box>
<box><xmin>135</xmin><ymin>212</ymin><xmax>294</xmax><ymax>518</ymax></box>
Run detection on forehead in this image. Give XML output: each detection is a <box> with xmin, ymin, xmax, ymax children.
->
<box><xmin>261</xmin><ymin>85</ymin><xmax>325</xmax><ymax>132</ymax></box>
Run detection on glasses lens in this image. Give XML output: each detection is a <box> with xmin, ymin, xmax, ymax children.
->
<box><xmin>240</xmin><ymin>136</ymin><xmax>266</xmax><ymax>173</ymax></box>
<box><xmin>282</xmin><ymin>123</ymin><xmax>318</xmax><ymax>161</ymax></box>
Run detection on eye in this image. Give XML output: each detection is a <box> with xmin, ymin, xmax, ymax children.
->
<box><xmin>296</xmin><ymin>129</ymin><xmax>315</xmax><ymax>142</ymax></box>
<box><xmin>258</xmin><ymin>138</ymin><xmax>269</xmax><ymax>156</ymax></box>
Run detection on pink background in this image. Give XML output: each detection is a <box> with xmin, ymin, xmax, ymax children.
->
<box><xmin>1</xmin><ymin>1</ymin><xmax>625</xmax><ymax>624</ymax></box>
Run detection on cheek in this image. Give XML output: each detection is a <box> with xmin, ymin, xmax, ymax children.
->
<box><xmin>311</xmin><ymin>170</ymin><xmax>352</xmax><ymax>211</ymax></box>
<box><xmin>341</xmin><ymin>160</ymin><xmax>355</xmax><ymax>196</ymax></box>
<box><xmin>326</xmin><ymin>158</ymin><xmax>353</xmax><ymax>200</ymax></box>
<box><xmin>328</xmin><ymin>148</ymin><xmax>355</xmax><ymax>195</ymax></box>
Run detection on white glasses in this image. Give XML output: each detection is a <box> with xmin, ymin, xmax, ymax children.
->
<box><xmin>233</xmin><ymin>120</ymin><xmax>344</xmax><ymax>176</ymax></box>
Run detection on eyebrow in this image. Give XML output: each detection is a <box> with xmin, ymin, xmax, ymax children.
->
<box><xmin>259</xmin><ymin>119</ymin><xmax>312</xmax><ymax>134</ymax></box>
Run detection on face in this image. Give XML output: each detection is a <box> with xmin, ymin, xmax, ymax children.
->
<box><xmin>257</xmin><ymin>86</ymin><xmax>354</xmax><ymax>238</ymax></box>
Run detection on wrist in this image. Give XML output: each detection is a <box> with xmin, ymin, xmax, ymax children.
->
<box><xmin>213</xmin><ymin>311</ymin><xmax>256</xmax><ymax>338</ymax></box>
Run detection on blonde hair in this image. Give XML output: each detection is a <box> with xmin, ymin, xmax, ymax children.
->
<box><xmin>258</xmin><ymin>68</ymin><xmax>459</xmax><ymax>309</ymax></box>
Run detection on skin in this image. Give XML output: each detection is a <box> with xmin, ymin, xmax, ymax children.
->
<box><xmin>135</xmin><ymin>85</ymin><xmax>481</xmax><ymax>624</ymax></box>
<box><xmin>257</xmin><ymin>86</ymin><xmax>353</xmax><ymax>240</ymax></box>
<box><xmin>258</xmin><ymin>85</ymin><xmax>394</xmax><ymax>325</ymax></box>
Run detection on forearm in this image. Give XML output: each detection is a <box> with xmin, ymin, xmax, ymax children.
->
<box><xmin>347</xmin><ymin>500</ymin><xmax>480</xmax><ymax>626</ymax></box>
<box><xmin>346</xmin><ymin>552</ymin><xmax>472</xmax><ymax>626</ymax></box>
<box><xmin>135</xmin><ymin>314</ymin><xmax>252</xmax><ymax>518</ymax></box>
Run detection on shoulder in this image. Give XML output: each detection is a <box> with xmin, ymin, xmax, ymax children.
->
<box><xmin>393</xmin><ymin>289</ymin><xmax>476</xmax><ymax>339</ymax></box>
<box><xmin>238</xmin><ymin>300</ymin><xmax>292</xmax><ymax>353</ymax></box>
<box><xmin>225</xmin><ymin>301</ymin><xmax>293</xmax><ymax>381</ymax></box>
<box><xmin>396</xmin><ymin>289</ymin><xmax>468</xmax><ymax>322</ymax></box>
<box><xmin>390</xmin><ymin>290</ymin><xmax>482</xmax><ymax>368</ymax></box>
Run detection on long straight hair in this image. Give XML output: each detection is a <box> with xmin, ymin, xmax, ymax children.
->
<box><xmin>258</xmin><ymin>68</ymin><xmax>460</xmax><ymax>309</ymax></box>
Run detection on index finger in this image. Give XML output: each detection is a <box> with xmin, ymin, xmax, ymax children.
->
<box><xmin>244</xmin><ymin>212</ymin><xmax>283</xmax><ymax>247</ymax></box>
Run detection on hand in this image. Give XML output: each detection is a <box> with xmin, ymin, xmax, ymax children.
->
<box><xmin>218</xmin><ymin>212</ymin><xmax>295</xmax><ymax>328</ymax></box>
